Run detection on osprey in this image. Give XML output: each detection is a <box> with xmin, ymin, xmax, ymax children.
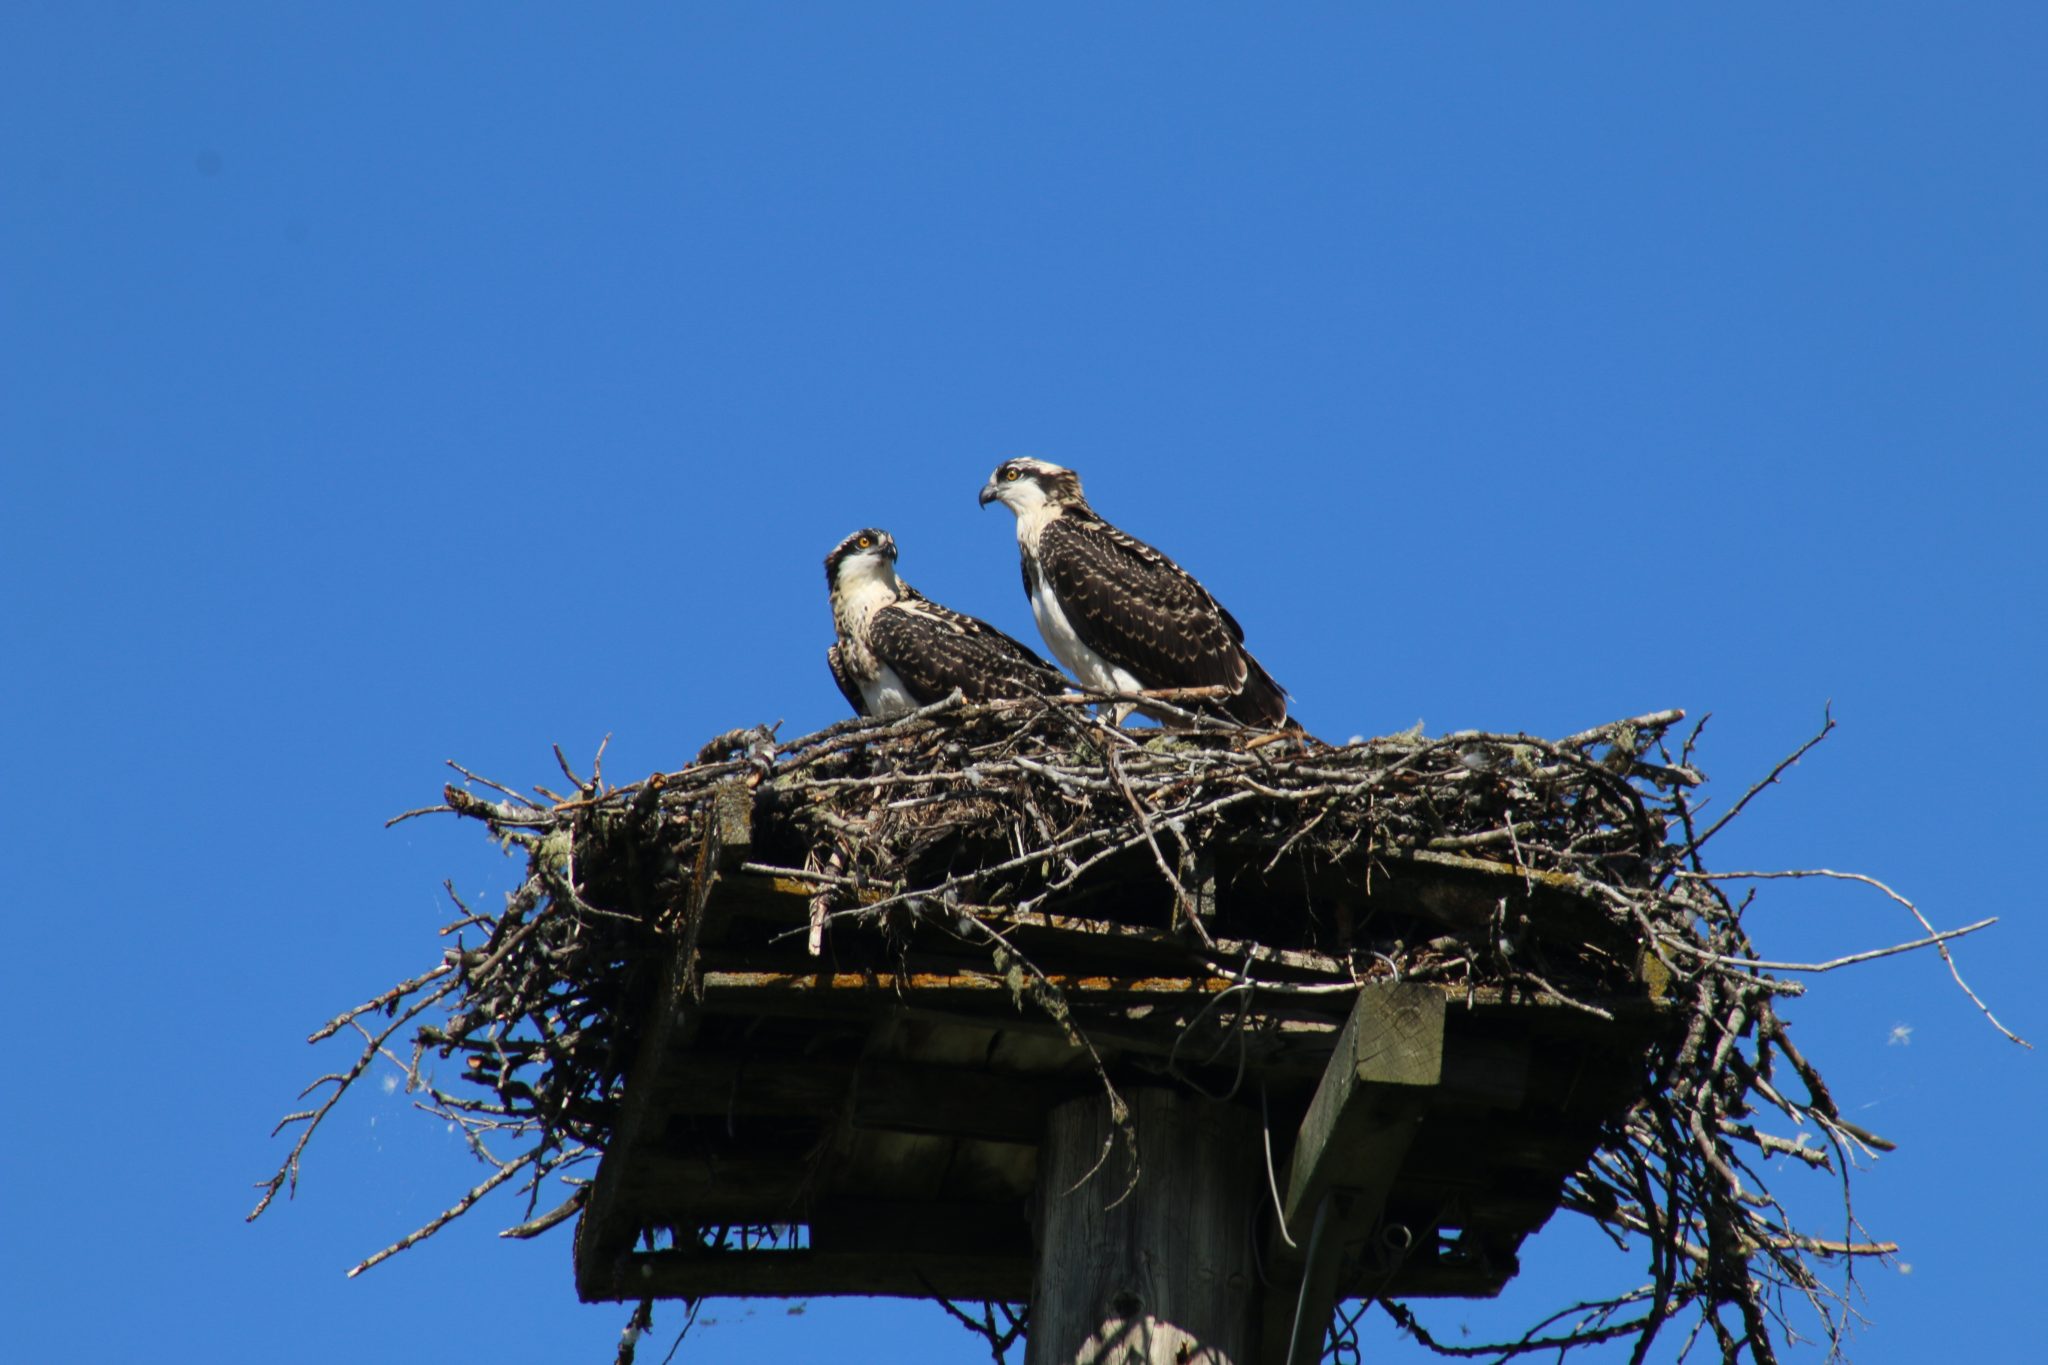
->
<box><xmin>824</xmin><ymin>527</ymin><xmax>1066</xmax><ymax>718</ymax></box>
<box><xmin>977</xmin><ymin>458</ymin><xmax>1290</xmax><ymax>727</ymax></box>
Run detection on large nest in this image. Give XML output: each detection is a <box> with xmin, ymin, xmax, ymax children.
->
<box><xmin>254</xmin><ymin>694</ymin><xmax>2007</xmax><ymax>1363</ymax></box>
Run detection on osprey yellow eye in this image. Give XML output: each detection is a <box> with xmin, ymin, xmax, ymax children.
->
<box><xmin>857</xmin><ymin>536</ymin><xmax>873</xmax><ymax>548</ymax></box>
<box><xmin>1003</xmin><ymin>468</ymin><xmax>1021</xmax><ymax>481</ymax></box>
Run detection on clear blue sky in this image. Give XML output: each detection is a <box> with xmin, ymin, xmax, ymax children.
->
<box><xmin>5</xmin><ymin>6</ymin><xmax>2042</xmax><ymax>1362</ymax></box>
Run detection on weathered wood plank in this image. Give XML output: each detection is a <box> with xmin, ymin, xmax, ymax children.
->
<box><xmin>691</xmin><ymin>956</ymin><xmax>1667</xmax><ymax>1031</ymax></box>
<box><xmin>856</xmin><ymin>1060</ymin><xmax>1075</xmax><ymax>1143</ymax></box>
<box><xmin>710</xmin><ymin>870</ymin><xmax>1348</xmax><ymax>977</ymax></box>
<box><xmin>607</xmin><ymin>1248</ymin><xmax>1031</xmax><ymax>1302</ymax></box>
<box><xmin>647</xmin><ymin>1053</ymin><xmax>846</xmax><ymax>1120</ymax></box>
<box><xmin>808</xmin><ymin>1197</ymin><xmax>1031</xmax><ymax>1256</ymax></box>
<box><xmin>597</xmin><ymin>1234</ymin><xmax>1521</xmax><ymax>1306</ymax></box>
<box><xmin>701</xmin><ymin>967</ymin><xmax>1241</xmax><ymax>1000</ymax></box>
<box><xmin>617</xmin><ymin>1155</ymin><xmax>811</xmax><ymax>1222</ymax></box>
<box><xmin>1435</xmin><ymin>1035</ymin><xmax>1532</xmax><ymax>1110</ymax></box>
<box><xmin>647</xmin><ymin>1053</ymin><xmax>1070</xmax><ymax>1143</ymax></box>
<box><xmin>1400</xmin><ymin>1120</ymin><xmax>1603</xmax><ymax>1177</ymax></box>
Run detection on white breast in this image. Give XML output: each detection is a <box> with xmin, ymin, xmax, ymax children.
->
<box><xmin>1026</xmin><ymin>559</ymin><xmax>1142</xmax><ymax>697</ymax></box>
<box><xmin>859</xmin><ymin>663</ymin><xmax>918</xmax><ymax>718</ymax></box>
<box><xmin>833</xmin><ymin>572</ymin><xmax>923</xmax><ymax>717</ymax></box>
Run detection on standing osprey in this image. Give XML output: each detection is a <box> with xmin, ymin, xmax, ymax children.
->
<box><xmin>824</xmin><ymin>527</ymin><xmax>1066</xmax><ymax>718</ymax></box>
<box><xmin>977</xmin><ymin>458</ymin><xmax>1290</xmax><ymax>727</ymax></box>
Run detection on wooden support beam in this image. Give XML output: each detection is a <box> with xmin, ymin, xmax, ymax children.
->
<box><xmin>649</xmin><ymin>1054</ymin><xmax>1074</xmax><ymax>1144</ymax></box>
<box><xmin>1281</xmin><ymin>983</ymin><xmax>1444</xmax><ymax>1231</ymax></box>
<box><xmin>575</xmin><ymin>781</ymin><xmax>750</xmax><ymax>1301</ymax></box>
<box><xmin>647</xmin><ymin>1054</ymin><xmax>847</xmax><ymax>1121</ymax></box>
<box><xmin>575</xmin><ymin>933</ymin><xmax>693</xmax><ymax>1296</ymax></box>
<box><xmin>1435</xmin><ymin>1036</ymin><xmax>1531</xmax><ymax>1110</ymax></box>
<box><xmin>854</xmin><ymin>1061</ymin><xmax>1072</xmax><ymax>1144</ymax></box>
<box><xmin>1266</xmin><ymin>983</ymin><xmax>1445</xmax><ymax>1365</ymax></box>
<box><xmin>1400</xmin><ymin>1120</ymin><xmax>1603</xmax><ymax>1178</ymax></box>
<box><xmin>710</xmin><ymin>870</ymin><xmax>1349</xmax><ymax>978</ymax></box>
<box><xmin>690</xmin><ymin>977</ymin><xmax>1353</xmax><ymax>1071</ymax></box>
<box><xmin>598</xmin><ymin>1237</ymin><xmax>1520</xmax><ymax>1305</ymax></box>
<box><xmin>700</xmin><ymin>967</ymin><xmax>1240</xmax><ymax>1001</ymax></box>
<box><xmin>692</xmin><ymin>951</ymin><xmax>1665</xmax><ymax>1039</ymax></box>
<box><xmin>808</xmin><ymin>1197</ymin><xmax>1031</xmax><ymax>1257</ymax></box>
<box><xmin>617</xmin><ymin>1154</ymin><xmax>811</xmax><ymax>1223</ymax></box>
<box><xmin>607</xmin><ymin>1248</ymin><xmax>1031</xmax><ymax>1302</ymax></box>
<box><xmin>1028</xmin><ymin>1088</ymin><xmax>1260</xmax><ymax>1365</ymax></box>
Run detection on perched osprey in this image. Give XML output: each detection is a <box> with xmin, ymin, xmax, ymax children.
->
<box><xmin>824</xmin><ymin>527</ymin><xmax>1066</xmax><ymax>718</ymax></box>
<box><xmin>978</xmin><ymin>458</ymin><xmax>1290</xmax><ymax>727</ymax></box>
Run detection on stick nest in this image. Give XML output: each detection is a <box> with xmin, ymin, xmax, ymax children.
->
<box><xmin>254</xmin><ymin>694</ymin><xmax>2010</xmax><ymax>1363</ymax></box>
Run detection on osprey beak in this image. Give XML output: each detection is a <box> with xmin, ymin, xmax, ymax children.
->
<box><xmin>978</xmin><ymin>481</ymin><xmax>999</xmax><ymax>508</ymax></box>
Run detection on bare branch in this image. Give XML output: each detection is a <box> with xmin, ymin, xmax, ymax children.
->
<box><xmin>251</xmin><ymin>696</ymin><xmax>1999</xmax><ymax>1365</ymax></box>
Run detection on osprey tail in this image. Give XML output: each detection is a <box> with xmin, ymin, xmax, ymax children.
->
<box><xmin>1224</xmin><ymin>652</ymin><xmax>1290</xmax><ymax>729</ymax></box>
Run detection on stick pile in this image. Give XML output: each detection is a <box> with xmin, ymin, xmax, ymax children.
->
<box><xmin>252</xmin><ymin>694</ymin><xmax>2010</xmax><ymax>1363</ymax></box>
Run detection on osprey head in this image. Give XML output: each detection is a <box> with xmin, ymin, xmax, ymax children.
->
<box><xmin>979</xmin><ymin>458</ymin><xmax>1084</xmax><ymax>516</ymax></box>
<box><xmin>824</xmin><ymin>527</ymin><xmax>899</xmax><ymax>591</ymax></box>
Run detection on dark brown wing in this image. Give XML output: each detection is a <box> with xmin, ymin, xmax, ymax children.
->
<box><xmin>869</xmin><ymin>599</ymin><xmax>1066</xmax><ymax>705</ymax></box>
<box><xmin>825</xmin><ymin>643</ymin><xmax>870</xmax><ymax>718</ymax></box>
<box><xmin>1037</xmin><ymin>515</ymin><xmax>1251</xmax><ymax>690</ymax></box>
<box><xmin>1038</xmin><ymin>513</ymin><xmax>1288</xmax><ymax>727</ymax></box>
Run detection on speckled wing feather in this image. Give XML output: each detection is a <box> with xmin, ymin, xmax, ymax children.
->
<box><xmin>868</xmin><ymin>599</ymin><xmax>1065</xmax><ymax>706</ymax></box>
<box><xmin>1036</xmin><ymin>515</ymin><xmax>1252</xmax><ymax>687</ymax></box>
<box><xmin>825</xmin><ymin>643</ymin><xmax>869</xmax><ymax>718</ymax></box>
<box><xmin>1037</xmin><ymin>513</ymin><xmax>1288</xmax><ymax>726</ymax></box>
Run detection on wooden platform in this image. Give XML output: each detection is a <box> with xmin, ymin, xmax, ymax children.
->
<box><xmin>572</xmin><ymin>783</ymin><xmax>1676</xmax><ymax>1333</ymax></box>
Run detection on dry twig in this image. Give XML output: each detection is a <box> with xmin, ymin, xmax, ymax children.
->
<box><xmin>252</xmin><ymin>701</ymin><xmax>2002</xmax><ymax>1364</ymax></box>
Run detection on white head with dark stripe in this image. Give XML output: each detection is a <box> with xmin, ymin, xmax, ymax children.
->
<box><xmin>824</xmin><ymin>527</ymin><xmax>901</xmax><ymax>598</ymax></box>
<box><xmin>979</xmin><ymin>458</ymin><xmax>1087</xmax><ymax>517</ymax></box>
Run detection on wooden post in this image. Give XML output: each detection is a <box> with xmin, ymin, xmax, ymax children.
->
<box><xmin>1027</xmin><ymin>1088</ymin><xmax>1260</xmax><ymax>1365</ymax></box>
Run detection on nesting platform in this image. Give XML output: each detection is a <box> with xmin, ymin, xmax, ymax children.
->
<box><xmin>250</xmin><ymin>702</ymin><xmax>1891</xmax><ymax>1365</ymax></box>
<box><xmin>572</xmin><ymin>785</ymin><xmax>1677</xmax><ymax>1328</ymax></box>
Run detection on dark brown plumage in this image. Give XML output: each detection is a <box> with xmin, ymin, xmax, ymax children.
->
<box><xmin>825</xmin><ymin>528</ymin><xmax>1065</xmax><ymax>719</ymax></box>
<box><xmin>979</xmin><ymin>459</ymin><xmax>1290</xmax><ymax>728</ymax></box>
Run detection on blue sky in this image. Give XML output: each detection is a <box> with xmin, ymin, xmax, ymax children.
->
<box><xmin>4</xmin><ymin>6</ymin><xmax>2042</xmax><ymax>1362</ymax></box>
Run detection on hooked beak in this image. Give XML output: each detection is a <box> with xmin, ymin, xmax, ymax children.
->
<box><xmin>978</xmin><ymin>481</ymin><xmax>999</xmax><ymax>508</ymax></box>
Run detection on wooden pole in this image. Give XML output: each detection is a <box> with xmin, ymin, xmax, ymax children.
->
<box><xmin>1027</xmin><ymin>1087</ymin><xmax>1260</xmax><ymax>1365</ymax></box>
